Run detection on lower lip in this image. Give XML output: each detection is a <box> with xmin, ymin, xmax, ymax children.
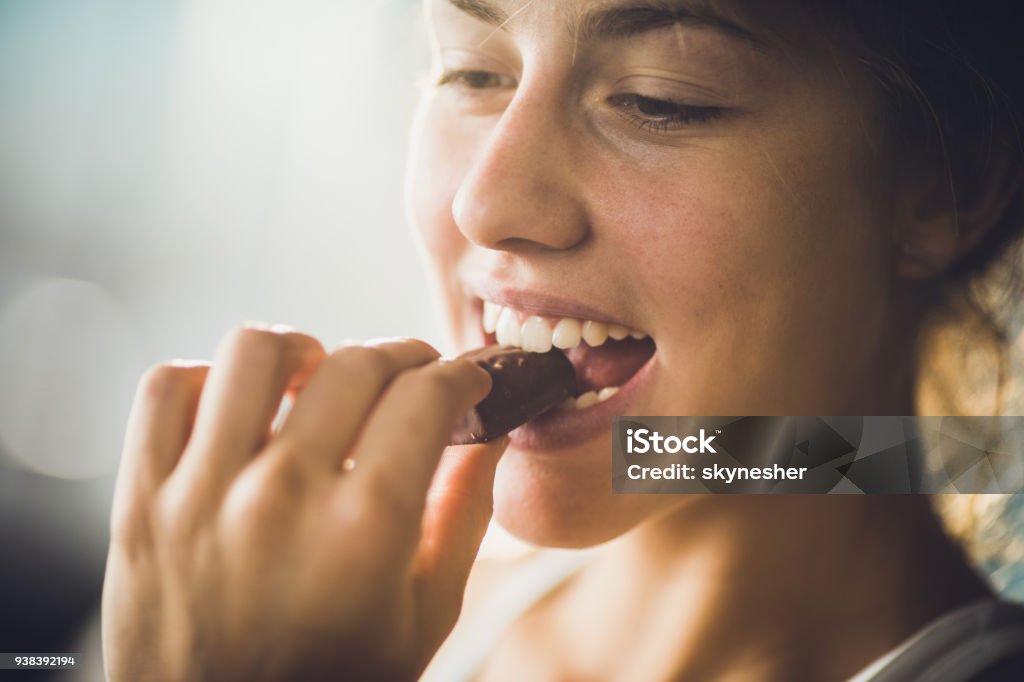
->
<box><xmin>509</xmin><ymin>350</ymin><xmax>658</xmax><ymax>453</ymax></box>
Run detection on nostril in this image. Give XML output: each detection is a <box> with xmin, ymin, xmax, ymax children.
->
<box><xmin>454</xmin><ymin>201</ymin><xmax>589</xmax><ymax>253</ymax></box>
<box><xmin>496</xmin><ymin>236</ymin><xmax>573</xmax><ymax>252</ymax></box>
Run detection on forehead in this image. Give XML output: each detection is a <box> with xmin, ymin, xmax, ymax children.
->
<box><xmin>435</xmin><ymin>2</ymin><xmax>867</xmax><ymax>86</ymax></box>
<box><xmin>432</xmin><ymin>0</ymin><xmax>814</xmax><ymax>45</ymax></box>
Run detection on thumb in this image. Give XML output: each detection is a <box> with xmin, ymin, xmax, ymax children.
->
<box><xmin>411</xmin><ymin>436</ymin><xmax>509</xmax><ymax>635</ymax></box>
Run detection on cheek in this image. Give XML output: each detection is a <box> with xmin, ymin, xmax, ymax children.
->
<box><xmin>406</xmin><ymin>99</ymin><xmax>481</xmax><ymax>274</ymax></box>
<box><xmin>597</xmin><ymin>136</ymin><xmax>887</xmax><ymax>293</ymax></box>
<box><xmin>590</xmin><ymin>121</ymin><xmax>892</xmax><ymax>411</ymax></box>
<box><xmin>588</xmin><ymin>171</ymin><xmax>727</xmax><ymax>318</ymax></box>
<box><xmin>408</xmin><ymin>117</ymin><xmax>454</xmax><ymax>265</ymax></box>
<box><xmin>583</xmin><ymin>155</ymin><xmax>769</xmax><ymax>348</ymax></box>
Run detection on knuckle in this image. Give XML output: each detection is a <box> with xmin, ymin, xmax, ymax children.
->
<box><xmin>153</xmin><ymin>475</ymin><xmax>205</xmax><ymax>543</ymax></box>
<box><xmin>329</xmin><ymin>346</ymin><xmax>394</xmax><ymax>385</ymax></box>
<box><xmin>221</xmin><ymin>325</ymin><xmax>286</xmax><ymax>365</ymax></box>
<box><xmin>403</xmin><ymin>365</ymin><xmax>461</xmax><ymax>402</ymax></box>
<box><xmin>137</xmin><ymin>363</ymin><xmax>193</xmax><ymax>404</ymax></box>
<box><xmin>353</xmin><ymin>474</ymin><xmax>419</xmax><ymax>530</ymax></box>
<box><xmin>337</xmin><ymin>484</ymin><xmax>380</xmax><ymax>530</ymax></box>
<box><xmin>220</xmin><ymin>478</ymin><xmax>273</xmax><ymax>533</ymax></box>
<box><xmin>255</xmin><ymin>452</ymin><xmax>308</xmax><ymax>503</ymax></box>
<box><xmin>220</xmin><ymin>457</ymin><xmax>303</xmax><ymax>531</ymax></box>
<box><xmin>398</xmin><ymin>337</ymin><xmax>440</xmax><ymax>357</ymax></box>
<box><xmin>382</xmin><ymin>371</ymin><xmax>461</xmax><ymax>437</ymax></box>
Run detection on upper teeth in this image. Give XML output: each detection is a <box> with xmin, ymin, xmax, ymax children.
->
<box><xmin>483</xmin><ymin>301</ymin><xmax>647</xmax><ymax>351</ymax></box>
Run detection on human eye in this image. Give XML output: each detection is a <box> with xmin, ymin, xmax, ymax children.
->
<box><xmin>436</xmin><ymin>69</ymin><xmax>517</xmax><ymax>91</ymax></box>
<box><xmin>607</xmin><ymin>93</ymin><xmax>725</xmax><ymax>132</ymax></box>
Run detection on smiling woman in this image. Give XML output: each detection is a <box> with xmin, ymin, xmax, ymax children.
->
<box><xmin>100</xmin><ymin>0</ymin><xmax>1024</xmax><ymax>681</ymax></box>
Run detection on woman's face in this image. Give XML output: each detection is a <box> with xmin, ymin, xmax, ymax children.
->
<box><xmin>406</xmin><ymin>0</ymin><xmax>902</xmax><ymax>546</ymax></box>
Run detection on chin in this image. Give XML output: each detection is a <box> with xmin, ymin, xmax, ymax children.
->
<box><xmin>490</xmin><ymin>443</ymin><xmax>673</xmax><ymax>548</ymax></box>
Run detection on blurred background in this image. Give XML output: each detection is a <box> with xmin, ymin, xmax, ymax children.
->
<box><xmin>0</xmin><ymin>0</ymin><xmax>451</xmax><ymax>678</ymax></box>
<box><xmin>0</xmin><ymin>1</ymin><xmax>1021</xmax><ymax>680</ymax></box>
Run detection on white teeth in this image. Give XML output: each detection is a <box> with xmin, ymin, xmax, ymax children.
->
<box><xmin>482</xmin><ymin>300</ymin><xmax>647</xmax><ymax>353</ymax></box>
<box><xmin>496</xmin><ymin>307</ymin><xmax>521</xmax><ymax>346</ymax></box>
<box><xmin>607</xmin><ymin>324</ymin><xmax>629</xmax><ymax>341</ymax></box>
<box><xmin>555</xmin><ymin>384</ymin><xmax>622</xmax><ymax>411</ymax></box>
<box><xmin>552</xmin><ymin>318</ymin><xmax>582</xmax><ymax>349</ymax></box>
<box><xmin>581</xmin><ymin>320</ymin><xmax>609</xmax><ymax>347</ymax></box>
<box><xmin>482</xmin><ymin>301</ymin><xmax>501</xmax><ymax>334</ymax></box>
<box><xmin>520</xmin><ymin>316</ymin><xmax>553</xmax><ymax>353</ymax></box>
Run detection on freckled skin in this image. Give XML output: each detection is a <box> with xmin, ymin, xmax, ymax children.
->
<box><xmin>405</xmin><ymin>0</ymin><xmax>909</xmax><ymax>547</ymax></box>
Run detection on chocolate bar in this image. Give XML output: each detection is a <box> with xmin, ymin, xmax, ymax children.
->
<box><xmin>450</xmin><ymin>346</ymin><xmax>577</xmax><ymax>444</ymax></box>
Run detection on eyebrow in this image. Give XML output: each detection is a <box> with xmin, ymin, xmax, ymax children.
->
<box><xmin>448</xmin><ymin>0</ymin><xmax>506</xmax><ymax>25</ymax></box>
<box><xmin>446</xmin><ymin>0</ymin><xmax>767</xmax><ymax>48</ymax></box>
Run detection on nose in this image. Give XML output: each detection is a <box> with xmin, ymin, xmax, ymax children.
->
<box><xmin>452</xmin><ymin>81</ymin><xmax>589</xmax><ymax>253</ymax></box>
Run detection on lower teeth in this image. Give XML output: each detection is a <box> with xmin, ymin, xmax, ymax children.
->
<box><xmin>558</xmin><ymin>386</ymin><xmax>620</xmax><ymax>411</ymax></box>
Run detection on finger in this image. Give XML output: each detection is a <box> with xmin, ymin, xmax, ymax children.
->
<box><xmin>177</xmin><ymin>326</ymin><xmax>325</xmax><ymax>487</ymax></box>
<box><xmin>345</xmin><ymin>357</ymin><xmax>492</xmax><ymax>525</ymax></box>
<box><xmin>412</xmin><ymin>437</ymin><xmax>508</xmax><ymax>634</ymax></box>
<box><xmin>271</xmin><ymin>339</ymin><xmax>440</xmax><ymax>472</ymax></box>
<box><xmin>111</xmin><ymin>362</ymin><xmax>209</xmax><ymax>545</ymax></box>
<box><xmin>119</xmin><ymin>361</ymin><xmax>210</xmax><ymax>488</ymax></box>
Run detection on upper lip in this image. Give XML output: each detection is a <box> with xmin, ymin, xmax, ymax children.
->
<box><xmin>463</xmin><ymin>275</ymin><xmax>645</xmax><ymax>331</ymax></box>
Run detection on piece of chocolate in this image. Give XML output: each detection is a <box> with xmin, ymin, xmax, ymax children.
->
<box><xmin>450</xmin><ymin>346</ymin><xmax>577</xmax><ymax>444</ymax></box>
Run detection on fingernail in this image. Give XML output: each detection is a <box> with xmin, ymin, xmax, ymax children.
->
<box><xmin>363</xmin><ymin>336</ymin><xmax>414</xmax><ymax>347</ymax></box>
<box><xmin>170</xmin><ymin>358</ymin><xmax>207</xmax><ymax>368</ymax></box>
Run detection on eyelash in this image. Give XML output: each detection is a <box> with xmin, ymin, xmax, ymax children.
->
<box><xmin>436</xmin><ymin>69</ymin><xmax>725</xmax><ymax>132</ymax></box>
<box><xmin>436</xmin><ymin>69</ymin><xmax>515</xmax><ymax>90</ymax></box>
<box><xmin>607</xmin><ymin>93</ymin><xmax>725</xmax><ymax>132</ymax></box>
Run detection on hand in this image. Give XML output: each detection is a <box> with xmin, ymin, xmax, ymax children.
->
<box><xmin>102</xmin><ymin>326</ymin><xmax>506</xmax><ymax>682</ymax></box>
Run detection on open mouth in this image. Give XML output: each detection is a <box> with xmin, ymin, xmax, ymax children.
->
<box><xmin>480</xmin><ymin>299</ymin><xmax>657</xmax><ymax>411</ymax></box>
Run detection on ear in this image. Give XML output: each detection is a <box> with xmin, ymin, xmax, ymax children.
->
<box><xmin>894</xmin><ymin>145</ymin><xmax>1023</xmax><ymax>280</ymax></box>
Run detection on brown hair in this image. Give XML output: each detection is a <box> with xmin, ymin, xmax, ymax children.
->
<box><xmin>813</xmin><ymin>0</ymin><xmax>1024</xmax><ymax>565</ymax></box>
